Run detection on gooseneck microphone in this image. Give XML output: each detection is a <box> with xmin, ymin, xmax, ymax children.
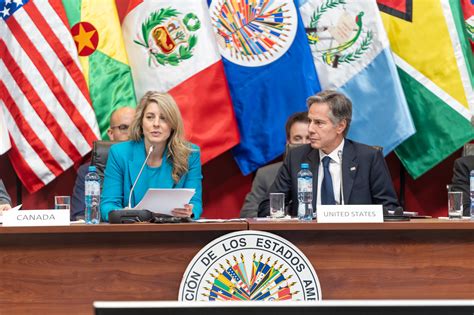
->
<box><xmin>127</xmin><ymin>145</ymin><xmax>154</xmax><ymax>209</ymax></box>
<box><xmin>338</xmin><ymin>150</ymin><xmax>344</xmax><ymax>205</ymax></box>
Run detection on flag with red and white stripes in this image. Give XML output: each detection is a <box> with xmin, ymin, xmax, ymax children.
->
<box><xmin>0</xmin><ymin>0</ymin><xmax>100</xmax><ymax>193</ymax></box>
<box><xmin>0</xmin><ymin>103</ymin><xmax>10</xmax><ymax>155</ymax></box>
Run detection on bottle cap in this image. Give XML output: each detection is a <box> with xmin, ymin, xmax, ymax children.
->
<box><xmin>301</xmin><ymin>163</ymin><xmax>309</xmax><ymax>169</ymax></box>
<box><xmin>88</xmin><ymin>165</ymin><xmax>97</xmax><ymax>172</ymax></box>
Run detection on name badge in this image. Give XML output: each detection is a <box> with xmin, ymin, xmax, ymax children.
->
<box><xmin>317</xmin><ymin>205</ymin><xmax>383</xmax><ymax>223</ymax></box>
<box><xmin>3</xmin><ymin>210</ymin><xmax>70</xmax><ymax>227</ymax></box>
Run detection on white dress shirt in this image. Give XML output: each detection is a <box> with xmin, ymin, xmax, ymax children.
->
<box><xmin>317</xmin><ymin>139</ymin><xmax>344</xmax><ymax>205</ymax></box>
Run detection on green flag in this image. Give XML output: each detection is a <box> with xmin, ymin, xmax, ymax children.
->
<box><xmin>63</xmin><ymin>0</ymin><xmax>136</xmax><ymax>139</ymax></box>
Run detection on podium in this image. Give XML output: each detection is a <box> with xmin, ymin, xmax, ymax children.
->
<box><xmin>0</xmin><ymin>219</ymin><xmax>473</xmax><ymax>314</ymax></box>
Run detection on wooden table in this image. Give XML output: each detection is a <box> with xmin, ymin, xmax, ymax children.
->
<box><xmin>248</xmin><ymin>219</ymin><xmax>474</xmax><ymax>300</ymax></box>
<box><xmin>0</xmin><ymin>223</ymin><xmax>248</xmax><ymax>315</ymax></box>
<box><xmin>1</xmin><ymin>219</ymin><xmax>473</xmax><ymax>314</ymax></box>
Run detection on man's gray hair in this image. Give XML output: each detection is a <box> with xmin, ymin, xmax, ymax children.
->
<box><xmin>306</xmin><ymin>90</ymin><xmax>352</xmax><ymax>136</ymax></box>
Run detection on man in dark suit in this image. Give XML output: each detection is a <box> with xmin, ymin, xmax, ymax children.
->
<box><xmin>70</xmin><ymin>107</ymin><xmax>135</xmax><ymax>220</ymax></box>
<box><xmin>258</xmin><ymin>90</ymin><xmax>399</xmax><ymax>217</ymax></box>
<box><xmin>451</xmin><ymin>155</ymin><xmax>474</xmax><ymax>216</ymax></box>
<box><xmin>240</xmin><ymin>112</ymin><xmax>310</xmax><ymax>218</ymax></box>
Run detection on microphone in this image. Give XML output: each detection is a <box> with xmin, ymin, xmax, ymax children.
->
<box><xmin>338</xmin><ymin>150</ymin><xmax>344</xmax><ymax>205</ymax></box>
<box><xmin>127</xmin><ymin>145</ymin><xmax>154</xmax><ymax>209</ymax></box>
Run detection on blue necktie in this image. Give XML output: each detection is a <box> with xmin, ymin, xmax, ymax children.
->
<box><xmin>321</xmin><ymin>156</ymin><xmax>336</xmax><ymax>205</ymax></box>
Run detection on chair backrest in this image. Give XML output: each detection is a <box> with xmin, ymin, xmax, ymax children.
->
<box><xmin>462</xmin><ymin>143</ymin><xmax>474</xmax><ymax>156</ymax></box>
<box><xmin>91</xmin><ymin>140</ymin><xmax>118</xmax><ymax>180</ymax></box>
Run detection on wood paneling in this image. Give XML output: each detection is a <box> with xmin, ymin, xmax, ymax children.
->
<box><xmin>249</xmin><ymin>220</ymin><xmax>474</xmax><ymax>299</ymax></box>
<box><xmin>1</xmin><ymin>220</ymin><xmax>473</xmax><ymax>314</ymax></box>
<box><xmin>0</xmin><ymin>223</ymin><xmax>247</xmax><ymax>315</ymax></box>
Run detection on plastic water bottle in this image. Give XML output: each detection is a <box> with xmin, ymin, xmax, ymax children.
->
<box><xmin>297</xmin><ymin>163</ymin><xmax>313</xmax><ymax>220</ymax></box>
<box><xmin>470</xmin><ymin>170</ymin><xmax>474</xmax><ymax>219</ymax></box>
<box><xmin>85</xmin><ymin>165</ymin><xmax>101</xmax><ymax>224</ymax></box>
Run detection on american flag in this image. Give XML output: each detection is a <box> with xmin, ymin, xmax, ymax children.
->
<box><xmin>0</xmin><ymin>0</ymin><xmax>99</xmax><ymax>192</ymax></box>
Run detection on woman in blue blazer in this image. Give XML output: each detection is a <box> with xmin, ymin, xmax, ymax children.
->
<box><xmin>101</xmin><ymin>91</ymin><xmax>202</xmax><ymax>221</ymax></box>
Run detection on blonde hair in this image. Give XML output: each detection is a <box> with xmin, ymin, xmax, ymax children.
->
<box><xmin>130</xmin><ymin>91</ymin><xmax>191</xmax><ymax>182</ymax></box>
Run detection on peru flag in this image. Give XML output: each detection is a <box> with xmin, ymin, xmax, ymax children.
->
<box><xmin>122</xmin><ymin>0</ymin><xmax>239</xmax><ymax>163</ymax></box>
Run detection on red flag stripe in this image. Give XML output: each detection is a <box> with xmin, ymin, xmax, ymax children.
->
<box><xmin>6</xmin><ymin>14</ymin><xmax>98</xmax><ymax>147</ymax></box>
<box><xmin>49</xmin><ymin>0</ymin><xmax>75</xmax><ymax>30</ymax></box>
<box><xmin>7</xmin><ymin>140</ymin><xmax>45</xmax><ymax>193</ymax></box>
<box><xmin>0</xmin><ymin>41</ymin><xmax>83</xmax><ymax>162</ymax></box>
<box><xmin>0</xmin><ymin>81</ymin><xmax>64</xmax><ymax>177</ymax></box>
<box><xmin>124</xmin><ymin>0</ymin><xmax>143</xmax><ymax>17</ymax></box>
<box><xmin>0</xmin><ymin>29</ymin><xmax>93</xmax><ymax>158</ymax></box>
<box><xmin>0</xmin><ymin>39</ymin><xmax>91</xmax><ymax>161</ymax></box>
<box><xmin>169</xmin><ymin>62</ymin><xmax>239</xmax><ymax>163</ymax></box>
<box><xmin>0</xmin><ymin>59</ymin><xmax>77</xmax><ymax>170</ymax></box>
<box><xmin>26</xmin><ymin>1</ymin><xmax>91</xmax><ymax>104</ymax></box>
<box><xmin>1</xmin><ymin>96</ymin><xmax>57</xmax><ymax>187</ymax></box>
<box><xmin>0</xmin><ymin>0</ymin><xmax>99</xmax><ymax>192</ymax></box>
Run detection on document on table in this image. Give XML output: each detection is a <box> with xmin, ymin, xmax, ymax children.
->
<box><xmin>134</xmin><ymin>188</ymin><xmax>195</xmax><ymax>215</ymax></box>
<box><xmin>0</xmin><ymin>204</ymin><xmax>22</xmax><ymax>224</ymax></box>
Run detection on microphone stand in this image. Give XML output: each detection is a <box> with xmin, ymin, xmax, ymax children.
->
<box><xmin>127</xmin><ymin>145</ymin><xmax>154</xmax><ymax>209</ymax></box>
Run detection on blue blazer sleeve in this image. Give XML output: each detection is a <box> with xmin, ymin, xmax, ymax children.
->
<box><xmin>100</xmin><ymin>145</ymin><xmax>126</xmax><ymax>221</ymax></box>
<box><xmin>184</xmin><ymin>147</ymin><xmax>203</xmax><ymax>219</ymax></box>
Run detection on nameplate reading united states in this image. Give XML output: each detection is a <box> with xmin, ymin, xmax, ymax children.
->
<box><xmin>317</xmin><ymin>205</ymin><xmax>383</xmax><ymax>223</ymax></box>
<box><xmin>3</xmin><ymin>210</ymin><xmax>70</xmax><ymax>227</ymax></box>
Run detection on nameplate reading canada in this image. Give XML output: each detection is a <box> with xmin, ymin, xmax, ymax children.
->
<box><xmin>317</xmin><ymin>205</ymin><xmax>383</xmax><ymax>223</ymax></box>
<box><xmin>3</xmin><ymin>210</ymin><xmax>70</xmax><ymax>227</ymax></box>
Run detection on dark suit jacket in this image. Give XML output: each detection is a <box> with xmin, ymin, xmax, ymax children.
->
<box><xmin>258</xmin><ymin>140</ymin><xmax>400</xmax><ymax>217</ymax></box>
<box><xmin>70</xmin><ymin>163</ymin><xmax>89</xmax><ymax>220</ymax></box>
<box><xmin>451</xmin><ymin>155</ymin><xmax>474</xmax><ymax>216</ymax></box>
<box><xmin>240</xmin><ymin>162</ymin><xmax>283</xmax><ymax>218</ymax></box>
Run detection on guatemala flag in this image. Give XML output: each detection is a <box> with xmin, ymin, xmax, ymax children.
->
<box><xmin>208</xmin><ymin>0</ymin><xmax>321</xmax><ymax>175</ymax></box>
<box><xmin>299</xmin><ymin>0</ymin><xmax>415</xmax><ymax>155</ymax></box>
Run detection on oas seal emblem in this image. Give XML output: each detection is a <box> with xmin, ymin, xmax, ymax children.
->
<box><xmin>209</xmin><ymin>0</ymin><xmax>298</xmax><ymax>67</ymax></box>
<box><xmin>179</xmin><ymin>231</ymin><xmax>321</xmax><ymax>301</ymax></box>
<box><xmin>134</xmin><ymin>7</ymin><xmax>201</xmax><ymax>66</ymax></box>
<box><xmin>306</xmin><ymin>0</ymin><xmax>373</xmax><ymax>67</ymax></box>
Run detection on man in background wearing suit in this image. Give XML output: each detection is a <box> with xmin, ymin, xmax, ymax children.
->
<box><xmin>240</xmin><ymin>112</ymin><xmax>310</xmax><ymax>218</ymax></box>
<box><xmin>70</xmin><ymin>107</ymin><xmax>135</xmax><ymax>220</ymax></box>
<box><xmin>0</xmin><ymin>179</ymin><xmax>11</xmax><ymax>211</ymax></box>
<box><xmin>451</xmin><ymin>155</ymin><xmax>474</xmax><ymax>216</ymax></box>
<box><xmin>258</xmin><ymin>90</ymin><xmax>399</xmax><ymax>217</ymax></box>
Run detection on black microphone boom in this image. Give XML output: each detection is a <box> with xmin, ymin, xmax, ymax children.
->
<box><xmin>128</xmin><ymin>145</ymin><xmax>154</xmax><ymax>209</ymax></box>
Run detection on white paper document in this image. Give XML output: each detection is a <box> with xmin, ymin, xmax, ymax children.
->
<box><xmin>134</xmin><ymin>188</ymin><xmax>195</xmax><ymax>215</ymax></box>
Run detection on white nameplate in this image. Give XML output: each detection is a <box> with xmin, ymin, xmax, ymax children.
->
<box><xmin>317</xmin><ymin>205</ymin><xmax>383</xmax><ymax>223</ymax></box>
<box><xmin>3</xmin><ymin>210</ymin><xmax>70</xmax><ymax>227</ymax></box>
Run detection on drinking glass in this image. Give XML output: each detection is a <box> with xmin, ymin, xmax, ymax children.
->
<box><xmin>447</xmin><ymin>191</ymin><xmax>463</xmax><ymax>219</ymax></box>
<box><xmin>270</xmin><ymin>193</ymin><xmax>285</xmax><ymax>218</ymax></box>
<box><xmin>54</xmin><ymin>196</ymin><xmax>71</xmax><ymax>210</ymax></box>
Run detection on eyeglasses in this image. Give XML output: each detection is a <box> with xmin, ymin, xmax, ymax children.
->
<box><xmin>110</xmin><ymin>124</ymin><xmax>130</xmax><ymax>133</ymax></box>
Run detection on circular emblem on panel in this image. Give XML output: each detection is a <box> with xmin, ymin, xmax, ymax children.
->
<box><xmin>209</xmin><ymin>0</ymin><xmax>298</xmax><ymax>67</ymax></box>
<box><xmin>134</xmin><ymin>8</ymin><xmax>201</xmax><ymax>67</ymax></box>
<box><xmin>179</xmin><ymin>231</ymin><xmax>321</xmax><ymax>301</ymax></box>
